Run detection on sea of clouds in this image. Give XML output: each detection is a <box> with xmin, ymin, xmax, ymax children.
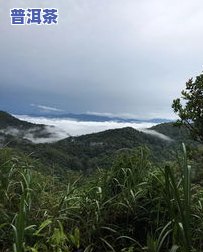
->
<box><xmin>11</xmin><ymin>115</ymin><xmax>172</xmax><ymax>143</ymax></box>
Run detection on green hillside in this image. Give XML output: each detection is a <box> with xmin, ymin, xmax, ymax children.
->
<box><xmin>0</xmin><ymin>112</ymin><xmax>193</xmax><ymax>175</ymax></box>
<box><xmin>151</xmin><ymin>122</ymin><xmax>191</xmax><ymax>141</ymax></box>
<box><xmin>0</xmin><ymin>111</ymin><xmax>203</xmax><ymax>251</ymax></box>
<box><xmin>0</xmin><ymin>111</ymin><xmax>37</xmax><ymax>129</ymax></box>
<box><xmin>0</xmin><ymin>111</ymin><xmax>55</xmax><ymax>146</ymax></box>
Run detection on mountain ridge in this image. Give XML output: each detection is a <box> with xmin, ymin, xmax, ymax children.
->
<box><xmin>18</xmin><ymin>111</ymin><xmax>173</xmax><ymax>123</ymax></box>
<box><xmin>0</xmin><ymin>110</ymin><xmax>191</xmax><ymax>175</ymax></box>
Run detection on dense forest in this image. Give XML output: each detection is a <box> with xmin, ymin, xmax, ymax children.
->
<box><xmin>0</xmin><ymin>110</ymin><xmax>203</xmax><ymax>251</ymax></box>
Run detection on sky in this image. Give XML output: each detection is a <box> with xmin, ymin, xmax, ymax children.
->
<box><xmin>1</xmin><ymin>0</ymin><xmax>203</xmax><ymax>119</ymax></box>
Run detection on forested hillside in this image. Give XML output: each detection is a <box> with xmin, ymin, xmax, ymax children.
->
<box><xmin>0</xmin><ymin>111</ymin><xmax>202</xmax><ymax>251</ymax></box>
<box><xmin>0</xmin><ymin>111</ymin><xmax>193</xmax><ymax>175</ymax></box>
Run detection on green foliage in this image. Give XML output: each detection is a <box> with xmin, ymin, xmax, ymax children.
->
<box><xmin>11</xmin><ymin>169</ymin><xmax>33</xmax><ymax>252</ymax></box>
<box><xmin>1</xmin><ymin>110</ymin><xmax>203</xmax><ymax>251</ymax></box>
<box><xmin>172</xmin><ymin>73</ymin><xmax>203</xmax><ymax>142</ymax></box>
<box><xmin>0</xmin><ymin>143</ymin><xmax>203</xmax><ymax>251</ymax></box>
<box><xmin>163</xmin><ymin>144</ymin><xmax>192</xmax><ymax>251</ymax></box>
<box><xmin>0</xmin><ymin>110</ymin><xmax>195</xmax><ymax>174</ymax></box>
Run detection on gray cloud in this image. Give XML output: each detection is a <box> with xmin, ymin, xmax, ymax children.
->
<box><xmin>1</xmin><ymin>0</ymin><xmax>203</xmax><ymax>118</ymax></box>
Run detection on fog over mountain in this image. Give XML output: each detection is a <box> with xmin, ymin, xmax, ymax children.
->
<box><xmin>0</xmin><ymin>125</ymin><xmax>69</xmax><ymax>144</ymax></box>
<box><xmin>14</xmin><ymin>114</ymin><xmax>174</xmax><ymax>143</ymax></box>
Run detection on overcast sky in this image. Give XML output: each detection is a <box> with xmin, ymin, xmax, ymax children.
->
<box><xmin>1</xmin><ymin>0</ymin><xmax>203</xmax><ymax>119</ymax></box>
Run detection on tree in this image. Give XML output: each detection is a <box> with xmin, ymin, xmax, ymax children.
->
<box><xmin>172</xmin><ymin>73</ymin><xmax>203</xmax><ymax>143</ymax></box>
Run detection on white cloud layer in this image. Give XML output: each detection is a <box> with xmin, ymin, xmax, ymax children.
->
<box><xmin>16</xmin><ymin>115</ymin><xmax>156</xmax><ymax>137</ymax></box>
<box><xmin>11</xmin><ymin>115</ymin><xmax>172</xmax><ymax>143</ymax></box>
<box><xmin>30</xmin><ymin>104</ymin><xmax>64</xmax><ymax>112</ymax></box>
<box><xmin>140</xmin><ymin>129</ymin><xmax>173</xmax><ymax>141</ymax></box>
<box><xmin>0</xmin><ymin>125</ymin><xmax>69</xmax><ymax>144</ymax></box>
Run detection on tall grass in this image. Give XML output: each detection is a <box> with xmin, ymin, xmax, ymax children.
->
<box><xmin>163</xmin><ymin>143</ymin><xmax>192</xmax><ymax>251</ymax></box>
<box><xmin>11</xmin><ymin>169</ymin><xmax>33</xmax><ymax>252</ymax></box>
<box><xmin>0</xmin><ymin>146</ymin><xmax>203</xmax><ymax>251</ymax></box>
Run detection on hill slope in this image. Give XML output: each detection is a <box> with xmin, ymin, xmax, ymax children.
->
<box><xmin>151</xmin><ymin>122</ymin><xmax>191</xmax><ymax>141</ymax></box>
<box><xmin>0</xmin><ymin>111</ymin><xmax>193</xmax><ymax>175</ymax></box>
<box><xmin>0</xmin><ymin>111</ymin><xmax>57</xmax><ymax>144</ymax></box>
<box><xmin>0</xmin><ymin>111</ymin><xmax>38</xmax><ymax>129</ymax></box>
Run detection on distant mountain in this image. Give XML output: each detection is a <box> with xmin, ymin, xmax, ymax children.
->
<box><xmin>0</xmin><ymin>111</ymin><xmax>192</xmax><ymax>176</ymax></box>
<box><xmin>48</xmin><ymin>126</ymin><xmax>185</xmax><ymax>171</ymax></box>
<box><xmin>0</xmin><ymin>111</ymin><xmax>35</xmax><ymax>129</ymax></box>
<box><xmin>0</xmin><ymin>111</ymin><xmax>56</xmax><ymax>144</ymax></box>
<box><xmin>17</xmin><ymin>125</ymin><xmax>190</xmax><ymax>175</ymax></box>
<box><xmin>151</xmin><ymin>122</ymin><xmax>191</xmax><ymax>141</ymax></box>
<box><xmin>25</xmin><ymin>112</ymin><xmax>172</xmax><ymax>123</ymax></box>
